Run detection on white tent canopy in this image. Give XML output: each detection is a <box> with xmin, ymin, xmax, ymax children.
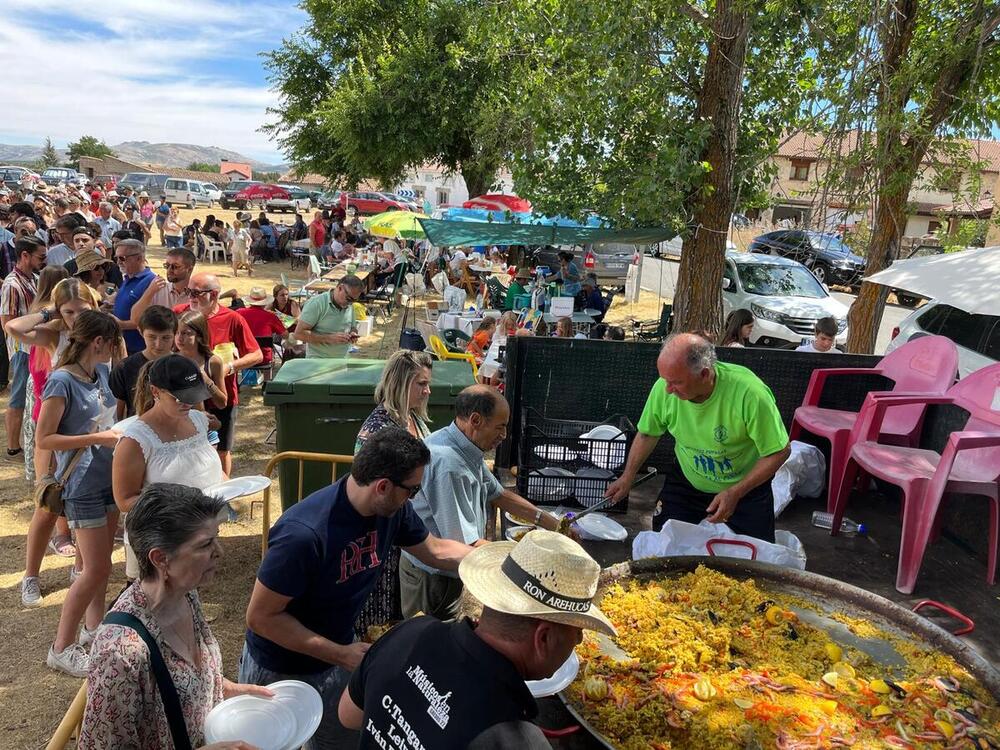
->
<box><xmin>865</xmin><ymin>246</ymin><xmax>1000</xmax><ymax>316</ymax></box>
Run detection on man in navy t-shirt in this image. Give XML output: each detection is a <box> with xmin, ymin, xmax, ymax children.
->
<box><xmin>240</xmin><ymin>428</ymin><xmax>475</xmax><ymax>747</ymax></box>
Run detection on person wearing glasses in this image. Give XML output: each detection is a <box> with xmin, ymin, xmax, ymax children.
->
<box><xmin>294</xmin><ymin>274</ymin><xmax>364</xmax><ymax>359</ymax></box>
<box><xmin>129</xmin><ymin>247</ymin><xmax>196</xmax><ymax>323</ymax></box>
<box><xmin>241</xmin><ymin>428</ymin><xmax>474</xmax><ymax>748</ymax></box>
<box><xmin>111</xmin><ymin>239</ymin><xmax>156</xmax><ymax>355</ymax></box>
<box><xmin>172</xmin><ymin>272</ymin><xmax>261</xmax><ymax>475</ymax></box>
<box><xmin>401</xmin><ymin>385</ymin><xmax>565</xmax><ymax>620</ymax></box>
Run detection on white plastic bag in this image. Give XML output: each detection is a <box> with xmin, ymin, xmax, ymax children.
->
<box><xmin>771</xmin><ymin>440</ymin><xmax>826</xmax><ymax>517</ymax></box>
<box><xmin>632</xmin><ymin>519</ymin><xmax>807</xmax><ymax>570</ymax></box>
<box><xmin>443</xmin><ymin>285</ymin><xmax>466</xmax><ymax>312</ymax></box>
<box><xmin>402</xmin><ymin>272</ymin><xmax>427</xmax><ymax>297</ymax></box>
<box><xmin>431</xmin><ymin>270</ymin><xmax>449</xmax><ymax>294</ymax></box>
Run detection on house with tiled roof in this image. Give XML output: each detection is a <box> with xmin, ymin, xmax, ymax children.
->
<box><xmin>767</xmin><ymin>132</ymin><xmax>999</xmax><ymax>238</ymax></box>
<box><xmin>220</xmin><ymin>161</ymin><xmax>252</xmax><ymax>181</ymax></box>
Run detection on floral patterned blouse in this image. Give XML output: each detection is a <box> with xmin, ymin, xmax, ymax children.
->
<box><xmin>79</xmin><ymin>582</ymin><xmax>224</xmax><ymax>750</ymax></box>
<box><xmin>354</xmin><ymin>403</ymin><xmax>430</xmax><ymax>453</ymax></box>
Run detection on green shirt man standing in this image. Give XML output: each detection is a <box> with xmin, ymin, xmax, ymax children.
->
<box><xmin>605</xmin><ymin>333</ymin><xmax>790</xmax><ymax>541</ymax></box>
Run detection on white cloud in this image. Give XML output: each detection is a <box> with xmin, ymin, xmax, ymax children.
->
<box><xmin>0</xmin><ymin>1</ymin><xmax>306</xmax><ymax>161</ymax></box>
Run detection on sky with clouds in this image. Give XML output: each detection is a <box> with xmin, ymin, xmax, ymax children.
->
<box><xmin>0</xmin><ymin>0</ymin><xmax>307</xmax><ymax>162</ymax></box>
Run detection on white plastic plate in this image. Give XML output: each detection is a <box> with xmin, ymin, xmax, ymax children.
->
<box><xmin>203</xmin><ymin>694</ymin><xmax>296</xmax><ymax>750</ymax></box>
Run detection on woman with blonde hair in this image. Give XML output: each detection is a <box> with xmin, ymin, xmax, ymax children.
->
<box><xmin>36</xmin><ymin>310</ymin><xmax>123</xmax><ymax>676</ymax></box>
<box><xmin>354</xmin><ymin>349</ymin><xmax>433</xmax><ymax>451</ymax></box>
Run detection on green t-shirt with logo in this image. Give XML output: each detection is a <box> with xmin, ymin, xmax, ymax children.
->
<box><xmin>637</xmin><ymin>362</ymin><xmax>788</xmax><ymax>493</ymax></box>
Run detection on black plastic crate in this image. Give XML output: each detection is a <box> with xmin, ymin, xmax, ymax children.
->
<box><xmin>516</xmin><ymin>409</ymin><xmax>635</xmax><ymax>512</ymax></box>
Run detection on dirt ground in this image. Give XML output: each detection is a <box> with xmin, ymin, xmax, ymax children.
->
<box><xmin>0</xmin><ymin>209</ymin><xmax>670</xmax><ymax>748</ymax></box>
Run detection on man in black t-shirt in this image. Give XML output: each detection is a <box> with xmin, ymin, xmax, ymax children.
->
<box><xmin>339</xmin><ymin>529</ymin><xmax>617</xmax><ymax>749</ymax></box>
<box><xmin>240</xmin><ymin>429</ymin><xmax>475</xmax><ymax>747</ymax></box>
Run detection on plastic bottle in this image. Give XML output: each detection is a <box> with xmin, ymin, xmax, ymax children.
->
<box><xmin>811</xmin><ymin>511</ymin><xmax>866</xmax><ymax>536</ymax></box>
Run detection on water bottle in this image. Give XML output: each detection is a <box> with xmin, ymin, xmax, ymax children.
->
<box><xmin>812</xmin><ymin>511</ymin><xmax>866</xmax><ymax>536</ymax></box>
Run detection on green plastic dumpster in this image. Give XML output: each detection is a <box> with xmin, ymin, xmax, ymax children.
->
<box><xmin>263</xmin><ymin>358</ymin><xmax>475</xmax><ymax>510</ymax></box>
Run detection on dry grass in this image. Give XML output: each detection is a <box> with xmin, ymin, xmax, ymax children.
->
<box><xmin>0</xmin><ymin>210</ymin><xmax>668</xmax><ymax>747</ymax></box>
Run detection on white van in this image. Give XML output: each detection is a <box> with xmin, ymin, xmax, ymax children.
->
<box><xmin>163</xmin><ymin>178</ymin><xmax>212</xmax><ymax>209</ymax></box>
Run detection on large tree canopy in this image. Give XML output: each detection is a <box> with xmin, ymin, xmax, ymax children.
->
<box><xmin>264</xmin><ymin>0</ymin><xmax>516</xmax><ymax>196</ymax></box>
<box><xmin>489</xmin><ymin>0</ymin><xmax>834</xmax><ymax>332</ymax></box>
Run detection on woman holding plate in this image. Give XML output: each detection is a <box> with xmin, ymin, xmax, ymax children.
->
<box><xmin>80</xmin><ymin>483</ymin><xmax>270</xmax><ymax>749</ymax></box>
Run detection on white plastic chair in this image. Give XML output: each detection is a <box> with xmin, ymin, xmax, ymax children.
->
<box><xmin>204</xmin><ymin>239</ymin><xmax>226</xmax><ymax>264</ymax></box>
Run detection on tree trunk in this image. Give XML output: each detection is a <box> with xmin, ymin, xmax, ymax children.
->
<box><xmin>672</xmin><ymin>0</ymin><xmax>751</xmax><ymax>336</ymax></box>
<box><xmin>460</xmin><ymin>162</ymin><xmax>496</xmax><ymax>200</ymax></box>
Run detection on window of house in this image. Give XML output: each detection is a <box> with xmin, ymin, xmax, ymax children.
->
<box><xmin>927</xmin><ymin>220</ymin><xmax>943</xmax><ymax>234</ymax></box>
<box><xmin>436</xmin><ymin>189</ymin><xmax>449</xmax><ymax>205</ymax></box>
<box><xmin>790</xmin><ymin>160</ymin><xmax>810</xmax><ymax>181</ymax></box>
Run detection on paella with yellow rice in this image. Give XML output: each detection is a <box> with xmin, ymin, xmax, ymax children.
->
<box><xmin>566</xmin><ymin>566</ymin><xmax>1000</xmax><ymax>749</ymax></box>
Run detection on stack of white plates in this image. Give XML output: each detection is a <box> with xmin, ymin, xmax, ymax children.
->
<box><xmin>204</xmin><ymin>680</ymin><xmax>322</xmax><ymax>750</ymax></box>
<box><xmin>580</xmin><ymin>424</ymin><xmax>627</xmax><ymax>470</ymax></box>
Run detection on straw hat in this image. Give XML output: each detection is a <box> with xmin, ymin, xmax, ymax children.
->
<box><xmin>247</xmin><ymin>287</ymin><xmax>271</xmax><ymax>306</ymax></box>
<box><xmin>459</xmin><ymin>529</ymin><xmax>616</xmax><ymax>636</ymax></box>
<box><xmin>74</xmin><ymin>250</ymin><xmax>115</xmax><ymax>275</ymax></box>
<box><xmin>514</xmin><ymin>267</ymin><xmax>531</xmax><ymax>280</ymax></box>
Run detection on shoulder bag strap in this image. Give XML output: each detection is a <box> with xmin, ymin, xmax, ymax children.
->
<box><xmin>55</xmin><ymin>445</ymin><xmax>89</xmax><ymax>484</ymax></box>
<box><xmin>103</xmin><ymin>611</ymin><xmax>194</xmax><ymax>750</ymax></box>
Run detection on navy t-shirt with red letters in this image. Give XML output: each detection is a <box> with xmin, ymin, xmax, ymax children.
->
<box><xmin>246</xmin><ymin>476</ymin><xmax>428</xmax><ymax>674</ymax></box>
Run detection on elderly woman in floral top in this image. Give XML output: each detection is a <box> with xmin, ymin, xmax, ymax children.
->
<box><xmin>353</xmin><ymin>349</ymin><xmax>433</xmax><ymax>451</ymax></box>
<box><xmin>81</xmin><ymin>484</ymin><xmax>271</xmax><ymax>750</ymax></box>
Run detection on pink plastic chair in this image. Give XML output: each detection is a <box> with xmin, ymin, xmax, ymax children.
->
<box><xmin>832</xmin><ymin>363</ymin><xmax>1000</xmax><ymax>594</ymax></box>
<box><xmin>790</xmin><ymin>335</ymin><xmax>958</xmax><ymax>511</ymax></box>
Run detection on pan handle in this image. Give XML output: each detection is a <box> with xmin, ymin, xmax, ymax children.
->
<box><xmin>540</xmin><ymin>725</ymin><xmax>580</xmax><ymax>738</ymax></box>
<box><xmin>706</xmin><ymin>538</ymin><xmax>758</xmax><ymax>561</ymax></box>
<box><xmin>912</xmin><ymin>600</ymin><xmax>975</xmax><ymax>636</ymax></box>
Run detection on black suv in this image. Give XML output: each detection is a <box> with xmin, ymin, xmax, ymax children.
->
<box><xmin>749</xmin><ymin>230</ymin><xmax>866</xmax><ymax>288</ymax></box>
<box><xmin>220</xmin><ymin>180</ymin><xmax>262</xmax><ymax>209</ymax></box>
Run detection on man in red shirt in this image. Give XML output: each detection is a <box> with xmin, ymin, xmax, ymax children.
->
<box><xmin>174</xmin><ymin>272</ymin><xmax>262</xmax><ymax>474</ymax></box>
<box><xmin>236</xmin><ymin>287</ymin><xmax>288</xmax><ymax>367</ymax></box>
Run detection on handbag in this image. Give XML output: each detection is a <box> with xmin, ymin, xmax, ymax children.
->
<box><xmin>33</xmin><ymin>447</ymin><xmax>88</xmax><ymax>515</ymax></box>
<box><xmin>103</xmin><ymin>611</ymin><xmax>193</xmax><ymax>750</ymax></box>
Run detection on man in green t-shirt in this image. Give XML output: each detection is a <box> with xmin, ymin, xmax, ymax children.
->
<box><xmin>606</xmin><ymin>333</ymin><xmax>790</xmax><ymax>541</ymax></box>
<box><xmin>295</xmin><ymin>275</ymin><xmax>365</xmax><ymax>358</ymax></box>
<box><xmin>504</xmin><ymin>267</ymin><xmax>530</xmax><ymax>310</ymax></box>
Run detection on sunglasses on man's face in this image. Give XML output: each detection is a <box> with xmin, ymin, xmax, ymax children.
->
<box><xmin>115</xmin><ymin>253</ymin><xmax>140</xmax><ymax>263</ymax></box>
<box><xmin>187</xmin><ymin>288</ymin><xmax>213</xmax><ymax>298</ymax></box>
<box><xmin>390</xmin><ymin>479</ymin><xmax>422</xmax><ymax>498</ymax></box>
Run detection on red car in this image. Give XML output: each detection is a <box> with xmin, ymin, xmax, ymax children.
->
<box><xmin>338</xmin><ymin>191</ymin><xmax>411</xmax><ymax>215</ymax></box>
<box><xmin>233</xmin><ymin>183</ymin><xmax>290</xmax><ymax>208</ymax></box>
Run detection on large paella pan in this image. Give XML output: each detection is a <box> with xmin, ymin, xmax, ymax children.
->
<box><xmin>559</xmin><ymin>557</ymin><xmax>1000</xmax><ymax>750</ymax></box>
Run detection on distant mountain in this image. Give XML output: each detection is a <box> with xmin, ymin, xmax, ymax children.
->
<box><xmin>0</xmin><ymin>143</ymin><xmax>67</xmax><ymax>163</ymax></box>
<box><xmin>110</xmin><ymin>141</ymin><xmax>286</xmax><ymax>171</ymax></box>
<box><xmin>0</xmin><ymin>141</ymin><xmax>286</xmax><ymax>172</ymax></box>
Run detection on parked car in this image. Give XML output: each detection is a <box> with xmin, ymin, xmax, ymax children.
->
<box><xmin>265</xmin><ymin>185</ymin><xmax>313</xmax><ymax>213</ymax></box>
<box><xmin>163</xmin><ymin>178</ymin><xmax>213</xmax><ymax>208</ymax></box>
<box><xmin>886</xmin><ymin>301</ymin><xmax>998</xmax><ymax>378</ymax></box>
<box><xmin>749</xmin><ymin>230</ymin><xmax>866</xmax><ymax>288</ymax></box>
<box><xmin>317</xmin><ymin>190</ymin><xmax>342</xmax><ymax>210</ymax></box>
<box><xmin>234</xmin><ymin>183</ymin><xmax>291</xmax><ymax>210</ymax></box>
<box><xmin>118</xmin><ymin>172</ymin><xmax>170</xmax><ymax>195</ymax></box>
<box><xmin>0</xmin><ymin>165</ymin><xmax>39</xmax><ymax>190</ymax></box>
<box><xmin>220</xmin><ymin>179</ymin><xmax>262</xmax><ymax>209</ymax></box>
<box><xmin>339</xmin><ymin>191</ymin><xmax>412</xmax><ymax>215</ymax></box>
<box><xmin>722</xmin><ymin>251</ymin><xmax>849</xmax><ymax>347</ymax></box>
<box><xmin>382</xmin><ymin>192</ymin><xmax>421</xmax><ymax>212</ymax></box>
<box><xmin>41</xmin><ymin>167</ymin><xmax>86</xmax><ymax>186</ymax></box>
<box><xmin>194</xmin><ymin>181</ymin><xmax>223</xmax><ymax>204</ymax></box>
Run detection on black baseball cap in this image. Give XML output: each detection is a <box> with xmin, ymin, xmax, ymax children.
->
<box><xmin>148</xmin><ymin>355</ymin><xmax>210</xmax><ymax>405</ymax></box>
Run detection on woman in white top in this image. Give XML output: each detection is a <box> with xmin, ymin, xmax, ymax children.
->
<box><xmin>231</xmin><ymin>219</ymin><xmax>252</xmax><ymax>277</ymax></box>
<box><xmin>112</xmin><ymin>354</ymin><xmax>226</xmax><ymax>579</ymax></box>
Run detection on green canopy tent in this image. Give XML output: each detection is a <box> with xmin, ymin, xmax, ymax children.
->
<box><xmin>417</xmin><ymin>218</ymin><xmax>676</xmax><ymax>247</ymax></box>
